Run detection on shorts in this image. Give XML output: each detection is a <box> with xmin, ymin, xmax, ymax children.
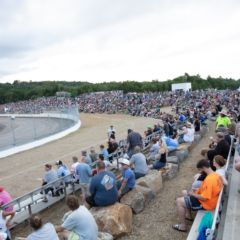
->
<box><xmin>184</xmin><ymin>195</ymin><xmax>203</xmax><ymax>211</ymax></box>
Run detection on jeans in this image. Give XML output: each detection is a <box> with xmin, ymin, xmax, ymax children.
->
<box><xmin>153</xmin><ymin>161</ymin><xmax>166</xmax><ymax>170</ymax></box>
<box><xmin>134</xmin><ymin>172</ymin><xmax>146</xmax><ymax>179</ymax></box>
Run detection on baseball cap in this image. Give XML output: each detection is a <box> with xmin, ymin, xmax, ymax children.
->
<box><xmin>119</xmin><ymin>158</ymin><xmax>130</xmax><ymax>166</ymax></box>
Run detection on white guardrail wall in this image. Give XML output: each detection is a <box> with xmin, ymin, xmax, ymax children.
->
<box><xmin>0</xmin><ymin>110</ymin><xmax>81</xmax><ymax>158</ymax></box>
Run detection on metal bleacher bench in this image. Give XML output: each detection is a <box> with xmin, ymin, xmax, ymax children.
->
<box><xmin>187</xmin><ymin>137</ymin><xmax>233</xmax><ymax>240</ymax></box>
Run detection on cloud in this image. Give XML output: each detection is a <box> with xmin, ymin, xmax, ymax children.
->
<box><xmin>0</xmin><ymin>0</ymin><xmax>240</xmax><ymax>83</ymax></box>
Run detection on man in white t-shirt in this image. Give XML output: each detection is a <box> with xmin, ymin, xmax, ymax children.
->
<box><xmin>55</xmin><ymin>195</ymin><xmax>98</xmax><ymax>240</ymax></box>
<box><xmin>178</xmin><ymin>122</ymin><xmax>195</xmax><ymax>144</ymax></box>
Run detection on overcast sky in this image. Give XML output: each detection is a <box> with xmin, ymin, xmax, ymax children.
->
<box><xmin>0</xmin><ymin>0</ymin><xmax>240</xmax><ymax>83</ymax></box>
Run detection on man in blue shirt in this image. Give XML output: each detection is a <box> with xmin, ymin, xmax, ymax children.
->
<box><xmin>76</xmin><ymin>158</ymin><xmax>93</xmax><ymax>196</ymax></box>
<box><xmin>86</xmin><ymin>161</ymin><xmax>118</xmax><ymax>207</ymax></box>
<box><xmin>117</xmin><ymin>158</ymin><xmax>135</xmax><ymax>197</ymax></box>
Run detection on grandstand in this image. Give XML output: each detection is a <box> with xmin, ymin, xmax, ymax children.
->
<box><xmin>0</xmin><ymin>90</ymin><xmax>240</xmax><ymax>239</ymax></box>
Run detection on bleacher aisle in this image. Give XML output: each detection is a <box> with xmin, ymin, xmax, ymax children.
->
<box><xmin>222</xmin><ymin>148</ymin><xmax>240</xmax><ymax>239</ymax></box>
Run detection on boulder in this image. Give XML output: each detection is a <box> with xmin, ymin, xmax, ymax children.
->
<box><xmin>194</xmin><ymin>134</ymin><xmax>201</xmax><ymax>142</ymax></box>
<box><xmin>135</xmin><ymin>185</ymin><xmax>156</xmax><ymax>205</ymax></box>
<box><xmin>98</xmin><ymin>232</ymin><xmax>114</xmax><ymax>240</ymax></box>
<box><xmin>136</xmin><ymin>170</ymin><xmax>163</xmax><ymax>194</ymax></box>
<box><xmin>176</xmin><ymin>149</ymin><xmax>189</xmax><ymax>162</ymax></box>
<box><xmin>91</xmin><ymin>203</ymin><xmax>132</xmax><ymax>238</ymax></box>
<box><xmin>167</xmin><ymin>156</ymin><xmax>179</xmax><ymax>164</ymax></box>
<box><xmin>120</xmin><ymin>188</ymin><xmax>145</xmax><ymax>214</ymax></box>
<box><xmin>161</xmin><ymin>163</ymin><xmax>178</xmax><ymax>180</ymax></box>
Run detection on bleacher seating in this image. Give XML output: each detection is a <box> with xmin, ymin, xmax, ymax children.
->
<box><xmin>187</xmin><ymin>137</ymin><xmax>234</xmax><ymax>240</ymax></box>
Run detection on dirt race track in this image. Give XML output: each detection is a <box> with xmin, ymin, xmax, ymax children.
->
<box><xmin>0</xmin><ymin>112</ymin><xmax>160</xmax><ymax>198</ymax></box>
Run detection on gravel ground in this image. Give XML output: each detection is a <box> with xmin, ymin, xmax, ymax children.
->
<box><xmin>120</xmin><ymin>121</ymin><xmax>215</xmax><ymax>240</ymax></box>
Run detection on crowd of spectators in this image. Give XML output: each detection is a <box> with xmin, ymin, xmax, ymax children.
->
<box><xmin>1</xmin><ymin>88</ymin><xmax>240</xmax><ymax>239</ymax></box>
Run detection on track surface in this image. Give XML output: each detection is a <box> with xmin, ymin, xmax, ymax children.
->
<box><xmin>0</xmin><ymin>113</ymin><xmax>159</xmax><ymax>198</ymax></box>
<box><xmin>0</xmin><ymin>117</ymin><xmax>74</xmax><ymax>151</ymax></box>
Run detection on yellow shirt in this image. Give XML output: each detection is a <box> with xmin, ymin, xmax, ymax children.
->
<box><xmin>216</xmin><ymin>116</ymin><xmax>231</xmax><ymax>129</ymax></box>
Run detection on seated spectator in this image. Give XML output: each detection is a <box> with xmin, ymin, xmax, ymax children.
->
<box><xmin>89</xmin><ymin>147</ymin><xmax>98</xmax><ymax>162</ymax></box>
<box><xmin>98</xmin><ymin>154</ymin><xmax>112</xmax><ymax>171</ymax></box>
<box><xmin>149</xmin><ymin>138</ymin><xmax>160</xmax><ymax>161</ymax></box>
<box><xmin>81</xmin><ymin>150</ymin><xmax>92</xmax><ymax>165</ymax></box>
<box><xmin>213</xmin><ymin>155</ymin><xmax>228</xmax><ymax>185</ymax></box>
<box><xmin>162</xmin><ymin>136</ymin><xmax>179</xmax><ymax>152</ymax></box>
<box><xmin>173</xmin><ymin>159</ymin><xmax>223</xmax><ymax>232</ymax></box>
<box><xmin>0</xmin><ymin>208</ymin><xmax>15</xmax><ymax>240</ymax></box>
<box><xmin>86</xmin><ymin>161</ymin><xmax>118</xmax><ymax>208</ymax></box>
<box><xmin>216</xmin><ymin>110</ymin><xmax>231</xmax><ymax>130</ymax></box>
<box><xmin>23</xmin><ymin>215</ymin><xmax>59</xmax><ymax>240</ymax></box>
<box><xmin>117</xmin><ymin>158</ymin><xmax>135</xmax><ymax>197</ymax></box>
<box><xmin>216</xmin><ymin>126</ymin><xmax>231</xmax><ymax>146</ymax></box>
<box><xmin>177</xmin><ymin>122</ymin><xmax>195</xmax><ymax>144</ymax></box>
<box><xmin>145</xmin><ymin>126</ymin><xmax>153</xmax><ymax>137</ymax></box>
<box><xmin>194</xmin><ymin>117</ymin><xmax>200</xmax><ymax>132</ymax></box>
<box><xmin>70</xmin><ymin>156</ymin><xmax>80</xmax><ymax>183</ymax></box>
<box><xmin>130</xmin><ymin>146</ymin><xmax>149</xmax><ymax>179</ymax></box>
<box><xmin>99</xmin><ymin>145</ymin><xmax>109</xmax><ymax>161</ymax></box>
<box><xmin>207</xmin><ymin>132</ymin><xmax>230</xmax><ymax>170</ymax></box>
<box><xmin>153</xmin><ymin>124</ymin><xmax>160</xmax><ymax>133</ymax></box>
<box><xmin>76</xmin><ymin>157</ymin><xmax>92</xmax><ymax>196</ymax></box>
<box><xmin>0</xmin><ymin>187</ymin><xmax>13</xmax><ymax>213</ymax></box>
<box><xmin>55</xmin><ymin>161</ymin><xmax>71</xmax><ymax>184</ymax></box>
<box><xmin>107</xmin><ymin>138</ymin><xmax>118</xmax><ymax>161</ymax></box>
<box><xmin>41</xmin><ymin>164</ymin><xmax>60</xmax><ymax>200</ymax></box>
<box><xmin>152</xmin><ymin>139</ymin><xmax>168</xmax><ymax>170</ymax></box>
<box><xmin>55</xmin><ymin>195</ymin><xmax>98</xmax><ymax>240</ymax></box>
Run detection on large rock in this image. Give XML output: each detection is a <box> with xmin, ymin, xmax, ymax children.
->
<box><xmin>194</xmin><ymin>134</ymin><xmax>201</xmax><ymax>142</ymax></box>
<box><xmin>98</xmin><ymin>232</ymin><xmax>114</xmax><ymax>240</ymax></box>
<box><xmin>136</xmin><ymin>170</ymin><xmax>163</xmax><ymax>194</ymax></box>
<box><xmin>91</xmin><ymin>203</ymin><xmax>132</xmax><ymax>238</ymax></box>
<box><xmin>120</xmin><ymin>188</ymin><xmax>145</xmax><ymax>214</ymax></box>
<box><xmin>176</xmin><ymin>149</ymin><xmax>189</xmax><ymax>162</ymax></box>
<box><xmin>167</xmin><ymin>156</ymin><xmax>179</xmax><ymax>164</ymax></box>
<box><xmin>161</xmin><ymin>163</ymin><xmax>178</xmax><ymax>180</ymax></box>
<box><xmin>136</xmin><ymin>185</ymin><xmax>156</xmax><ymax>205</ymax></box>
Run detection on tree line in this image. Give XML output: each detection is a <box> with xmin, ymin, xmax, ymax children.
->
<box><xmin>0</xmin><ymin>73</ymin><xmax>239</xmax><ymax>104</ymax></box>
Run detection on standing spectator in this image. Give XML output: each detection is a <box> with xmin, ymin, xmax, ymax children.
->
<box><xmin>76</xmin><ymin>157</ymin><xmax>92</xmax><ymax>195</ymax></box>
<box><xmin>127</xmin><ymin>129</ymin><xmax>143</xmax><ymax>157</ymax></box>
<box><xmin>98</xmin><ymin>154</ymin><xmax>112</xmax><ymax>171</ymax></box>
<box><xmin>99</xmin><ymin>145</ymin><xmax>109</xmax><ymax>161</ymax></box>
<box><xmin>130</xmin><ymin>146</ymin><xmax>148</xmax><ymax>179</ymax></box>
<box><xmin>117</xmin><ymin>158</ymin><xmax>135</xmax><ymax>197</ymax></box>
<box><xmin>55</xmin><ymin>195</ymin><xmax>98</xmax><ymax>240</ymax></box>
<box><xmin>70</xmin><ymin>157</ymin><xmax>80</xmax><ymax>183</ymax></box>
<box><xmin>0</xmin><ymin>187</ymin><xmax>13</xmax><ymax>213</ymax></box>
<box><xmin>173</xmin><ymin>160</ymin><xmax>223</xmax><ymax>232</ymax></box>
<box><xmin>86</xmin><ymin>161</ymin><xmax>118</xmax><ymax>208</ymax></box>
